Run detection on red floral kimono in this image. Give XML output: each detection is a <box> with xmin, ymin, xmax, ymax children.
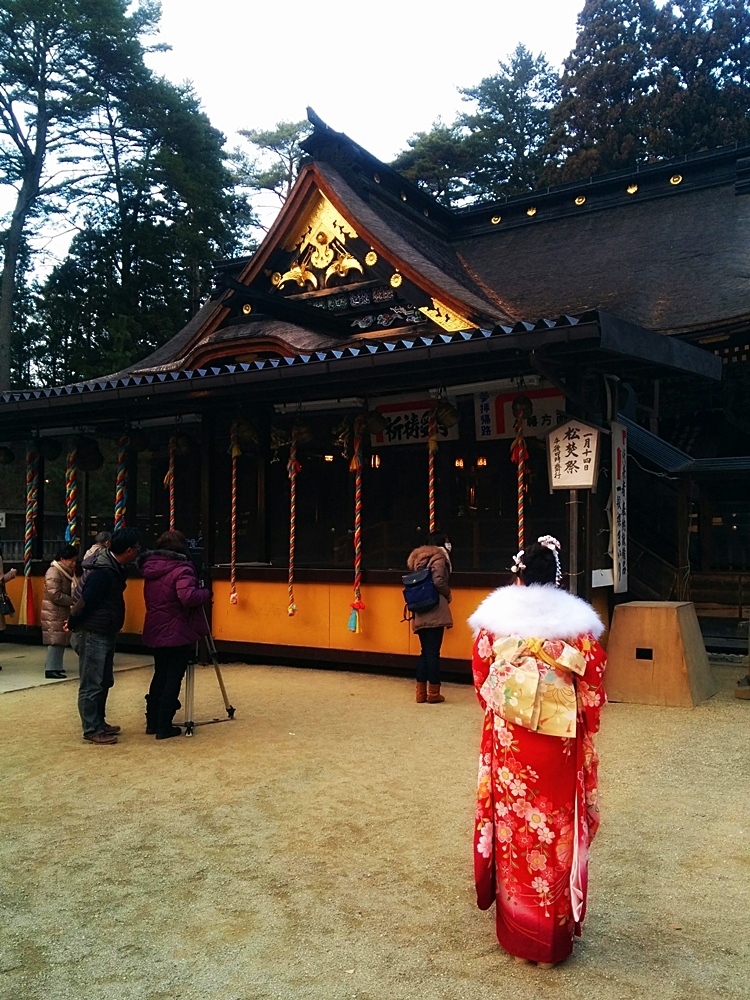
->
<box><xmin>469</xmin><ymin>583</ymin><xmax>607</xmax><ymax>964</ymax></box>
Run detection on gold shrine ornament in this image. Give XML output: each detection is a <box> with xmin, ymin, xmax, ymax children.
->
<box><xmin>418</xmin><ymin>297</ymin><xmax>478</xmax><ymax>333</ymax></box>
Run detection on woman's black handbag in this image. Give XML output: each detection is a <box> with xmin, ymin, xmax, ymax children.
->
<box><xmin>401</xmin><ymin>566</ymin><xmax>439</xmax><ymax>620</ymax></box>
<box><xmin>0</xmin><ymin>582</ymin><xmax>15</xmax><ymax>617</ymax></box>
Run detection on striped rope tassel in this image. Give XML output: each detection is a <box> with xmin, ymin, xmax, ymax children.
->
<box><xmin>427</xmin><ymin>406</ymin><xmax>438</xmax><ymax>535</ymax></box>
<box><xmin>510</xmin><ymin>415</ymin><xmax>528</xmax><ymax>552</ymax></box>
<box><xmin>163</xmin><ymin>433</ymin><xmax>177</xmax><ymax>531</ymax></box>
<box><xmin>114</xmin><ymin>434</ymin><xmax>129</xmax><ymax>532</ymax></box>
<box><xmin>348</xmin><ymin>414</ymin><xmax>365</xmax><ymax>633</ymax></box>
<box><xmin>65</xmin><ymin>446</ymin><xmax>78</xmax><ymax>544</ymax></box>
<box><xmin>229</xmin><ymin>422</ymin><xmax>240</xmax><ymax>605</ymax></box>
<box><xmin>20</xmin><ymin>448</ymin><xmax>39</xmax><ymax>626</ymax></box>
<box><xmin>287</xmin><ymin>428</ymin><xmax>300</xmax><ymax>616</ymax></box>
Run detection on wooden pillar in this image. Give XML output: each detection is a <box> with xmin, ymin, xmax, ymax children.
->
<box><xmin>200</xmin><ymin>411</ymin><xmax>215</xmax><ymax>568</ymax></box>
<box><xmin>257</xmin><ymin>408</ymin><xmax>270</xmax><ymax>564</ymax></box>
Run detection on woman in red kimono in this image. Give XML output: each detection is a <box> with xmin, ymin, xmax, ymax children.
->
<box><xmin>468</xmin><ymin>536</ymin><xmax>607</xmax><ymax>967</ymax></box>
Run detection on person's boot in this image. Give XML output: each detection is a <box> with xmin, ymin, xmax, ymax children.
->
<box><xmin>426</xmin><ymin>683</ymin><xmax>445</xmax><ymax>703</ymax></box>
<box><xmin>416</xmin><ymin>681</ymin><xmax>427</xmax><ymax>703</ymax></box>
<box><xmin>155</xmin><ymin>725</ymin><xmax>182</xmax><ymax>740</ymax></box>
<box><xmin>145</xmin><ymin>694</ymin><xmax>159</xmax><ymax>734</ymax></box>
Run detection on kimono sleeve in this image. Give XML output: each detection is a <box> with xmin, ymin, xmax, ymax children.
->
<box><xmin>574</xmin><ymin>632</ymin><xmax>607</xmax><ymax>734</ymax></box>
<box><xmin>471</xmin><ymin>629</ymin><xmax>495</xmax><ymax>709</ymax></box>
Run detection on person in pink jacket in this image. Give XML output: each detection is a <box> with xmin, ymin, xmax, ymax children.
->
<box><xmin>137</xmin><ymin>530</ymin><xmax>211</xmax><ymax>740</ymax></box>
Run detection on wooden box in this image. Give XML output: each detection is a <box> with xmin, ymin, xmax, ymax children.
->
<box><xmin>605</xmin><ymin>601</ymin><xmax>716</xmax><ymax>707</ymax></box>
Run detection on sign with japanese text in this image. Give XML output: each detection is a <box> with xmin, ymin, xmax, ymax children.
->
<box><xmin>370</xmin><ymin>394</ymin><xmax>460</xmax><ymax>447</ymax></box>
<box><xmin>547</xmin><ymin>418</ymin><xmax>601</xmax><ymax>490</ymax></box>
<box><xmin>475</xmin><ymin>387</ymin><xmax>565</xmax><ymax>440</ymax></box>
<box><xmin>611</xmin><ymin>421</ymin><xmax>628</xmax><ymax>593</ymax></box>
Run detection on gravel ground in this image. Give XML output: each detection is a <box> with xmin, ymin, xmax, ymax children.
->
<box><xmin>0</xmin><ymin>661</ymin><xmax>747</xmax><ymax>1000</ymax></box>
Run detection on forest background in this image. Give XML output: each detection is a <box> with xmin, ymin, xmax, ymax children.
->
<box><xmin>0</xmin><ymin>0</ymin><xmax>749</xmax><ymax>393</ymax></box>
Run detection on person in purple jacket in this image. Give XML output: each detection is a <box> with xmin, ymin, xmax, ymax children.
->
<box><xmin>137</xmin><ymin>530</ymin><xmax>212</xmax><ymax>740</ymax></box>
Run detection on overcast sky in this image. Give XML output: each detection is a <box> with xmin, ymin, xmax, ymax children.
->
<box><xmin>149</xmin><ymin>0</ymin><xmax>587</xmax><ymax>161</ymax></box>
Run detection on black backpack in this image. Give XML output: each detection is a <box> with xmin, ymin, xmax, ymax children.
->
<box><xmin>401</xmin><ymin>565</ymin><xmax>439</xmax><ymax>620</ymax></box>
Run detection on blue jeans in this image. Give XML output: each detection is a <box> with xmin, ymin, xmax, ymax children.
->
<box><xmin>416</xmin><ymin>626</ymin><xmax>445</xmax><ymax>684</ymax></box>
<box><xmin>77</xmin><ymin>631</ymin><xmax>116</xmax><ymax>737</ymax></box>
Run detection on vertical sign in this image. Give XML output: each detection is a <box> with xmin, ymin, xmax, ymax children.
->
<box><xmin>611</xmin><ymin>421</ymin><xmax>628</xmax><ymax>593</ymax></box>
<box><xmin>546</xmin><ymin>418</ymin><xmax>600</xmax><ymax>491</ymax></box>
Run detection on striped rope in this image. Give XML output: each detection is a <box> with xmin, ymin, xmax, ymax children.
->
<box><xmin>287</xmin><ymin>427</ymin><xmax>300</xmax><ymax>616</ymax></box>
<box><xmin>65</xmin><ymin>446</ymin><xmax>78</xmax><ymax>544</ymax></box>
<box><xmin>20</xmin><ymin>449</ymin><xmax>39</xmax><ymax>626</ymax></box>
<box><xmin>163</xmin><ymin>433</ymin><xmax>177</xmax><ymax>531</ymax></box>
<box><xmin>510</xmin><ymin>413</ymin><xmax>529</xmax><ymax>552</ymax></box>
<box><xmin>229</xmin><ymin>422</ymin><xmax>240</xmax><ymax>605</ymax></box>
<box><xmin>348</xmin><ymin>414</ymin><xmax>365</xmax><ymax>633</ymax></box>
<box><xmin>114</xmin><ymin>434</ymin><xmax>129</xmax><ymax>531</ymax></box>
<box><xmin>427</xmin><ymin>406</ymin><xmax>438</xmax><ymax>534</ymax></box>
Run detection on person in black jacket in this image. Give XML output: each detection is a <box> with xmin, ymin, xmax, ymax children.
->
<box><xmin>68</xmin><ymin>527</ymin><xmax>140</xmax><ymax>745</ymax></box>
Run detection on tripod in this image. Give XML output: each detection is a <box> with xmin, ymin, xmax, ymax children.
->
<box><xmin>182</xmin><ymin>606</ymin><xmax>236</xmax><ymax>737</ymax></box>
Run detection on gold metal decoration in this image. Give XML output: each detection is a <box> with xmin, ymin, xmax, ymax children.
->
<box><xmin>390</xmin><ymin>273</ymin><xmax>403</xmax><ymax>288</ymax></box>
<box><xmin>278</xmin><ymin>193</ymin><xmax>363</xmax><ymax>291</ymax></box>
<box><xmin>418</xmin><ymin>297</ymin><xmax>478</xmax><ymax>333</ymax></box>
<box><xmin>271</xmin><ymin>272</ymin><xmax>282</xmax><ymax>286</ymax></box>
<box><xmin>574</xmin><ymin>196</ymin><xmax>586</xmax><ymax>206</ymax></box>
<box><xmin>242</xmin><ymin>303</ymin><xmax>252</xmax><ymax>315</ymax></box>
<box><xmin>526</xmin><ymin>206</ymin><xmax>537</xmax><ymax>217</ymax></box>
<box><xmin>365</xmin><ymin>250</ymin><xmax>378</xmax><ymax>267</ymax></box>
<box><xmin>325</xmin><ymin>252</ymin><xmax>364</xmax><ymax>286</ymax></box>
<box><xmin>491</xmin><ymin>215</ymin><xmax>501</xmax><ymax>225</ymax></box>
<box><xmin>670</xmin><ymin>174</ymin><xmax>683</xmax><ymax>186</ymax></box>
<box><xmin>627</xmin><ymin>184</ymin><xmax>638</xmax><ymax>195</ymax></box>
<box><xmin>400</xmin><ymin>192</ymin><xmax>407</xmax><ymax>201</ymax></box>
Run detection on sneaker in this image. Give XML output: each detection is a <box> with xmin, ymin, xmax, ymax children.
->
<box><xmin>735</xmin><ymin>676</ymin><xmax>750</xmax><ymax>700</ymax></box>
<box><xmin>101</xmin><ymin>723</ymin><xmax>121</xmax><ymax>735</ymax></box>
<box><xmin>83</xmin><ymin>731</ymin><xmax>118</xmax><ymax>745</ymax></box>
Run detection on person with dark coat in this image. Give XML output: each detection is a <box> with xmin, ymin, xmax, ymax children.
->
<box><xmin>41</xmin><ymin>544</ymin><xmax>78</xmax><ymax>679</ymax></box>
<box><xmin>137</xmin><ymin>530</ymin><xmax>211</xmax><ymax>740</ymax></box>
<box><xmin>68</xmin><ymin>527</ymin><xmax>140</xmax><ymax>745</ymax></box>
<box><xmin>406</xmin><ymin>531</ymin><xmax>453</xmax><ymax>703</ymax></box>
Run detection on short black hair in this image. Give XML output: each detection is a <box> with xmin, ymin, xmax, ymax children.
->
<box><xmin>94</xmin><ymin>531</ymin><xmax>112</xmax><ymax>544</ymax></box>
<box><xmin>110</xmin><ymin>527</ymin><xmax>140</xmax><ymax>554</ymax></box>
<box><xmin>56</xmin><ymin>544</ymin><xmax>78</xmax><ymax>561</ymax></box>
<box><xmin>518</xmin><ymin>542</ymin><xmax>558</xmax><ymax>586</ymax></box>
<box><xmin>429</xmin><ymin>531</ymin><xmax>449</xmax><ymax>548</ymax></box>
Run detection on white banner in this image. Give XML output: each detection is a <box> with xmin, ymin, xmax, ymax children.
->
<box><xmin>611</xmin><ymin>421</ymin><xmax>628</xmax><ymax>593</ymax></box>
<box><xmin>370</xmin><ymin>394</ymin><xmax>460</xmax><ymax>447</ymax></box>
<box><xmin>475</xmin><ymin>387</ymin><xmax>565</xmax><ymax>440</ymax></box>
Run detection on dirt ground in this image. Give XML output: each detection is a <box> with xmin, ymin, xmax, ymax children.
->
<box><xmin>0</xmin><ymin>660</ymin><xmax>747</xmax><ymax>1000</ymax></box>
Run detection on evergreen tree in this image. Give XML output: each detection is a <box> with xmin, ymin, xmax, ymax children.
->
<box><xmin>390</xmin><ymin>121</ymin><xmax>476</xmax><ymax>207</ymax></box>
<box><xmin>233</xmin><ymin>120</ymin><xmax>313</xmax><ymax>213</ymax></box>
<box><xmin>0</xmin><ymin>0</ymin><xmax>164</xmax><ymax>390</ymax></box>
<box><xmin>646</xmin><ymin>0</ymin><xmax>750</xmax><ymax>157</ymax></box>
<box><xmin>459</xmin><ymin>44</ymin><xmax>559</xmax><ymax>199</ymax></box>
<box><xmin>544</xmin><ymin>0</ymin><xmax>660</xmax><ymax>182</ymax></box>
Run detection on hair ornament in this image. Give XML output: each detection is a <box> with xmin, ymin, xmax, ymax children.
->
<box><xmin>510</xmin><ymin>549</ymin><xmax>526</xmax><ymax>574</ymax></box>
<box><xmin>538</xmin><ymin>534</ymin><xmax>563</xmax><ymax>586</ymax></box>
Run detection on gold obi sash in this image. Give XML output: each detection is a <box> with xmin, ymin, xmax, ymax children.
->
<box><xmin>480</xmin><ymin>635</ymin><xmax>586</xmax><ymax>738</ymax></box>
